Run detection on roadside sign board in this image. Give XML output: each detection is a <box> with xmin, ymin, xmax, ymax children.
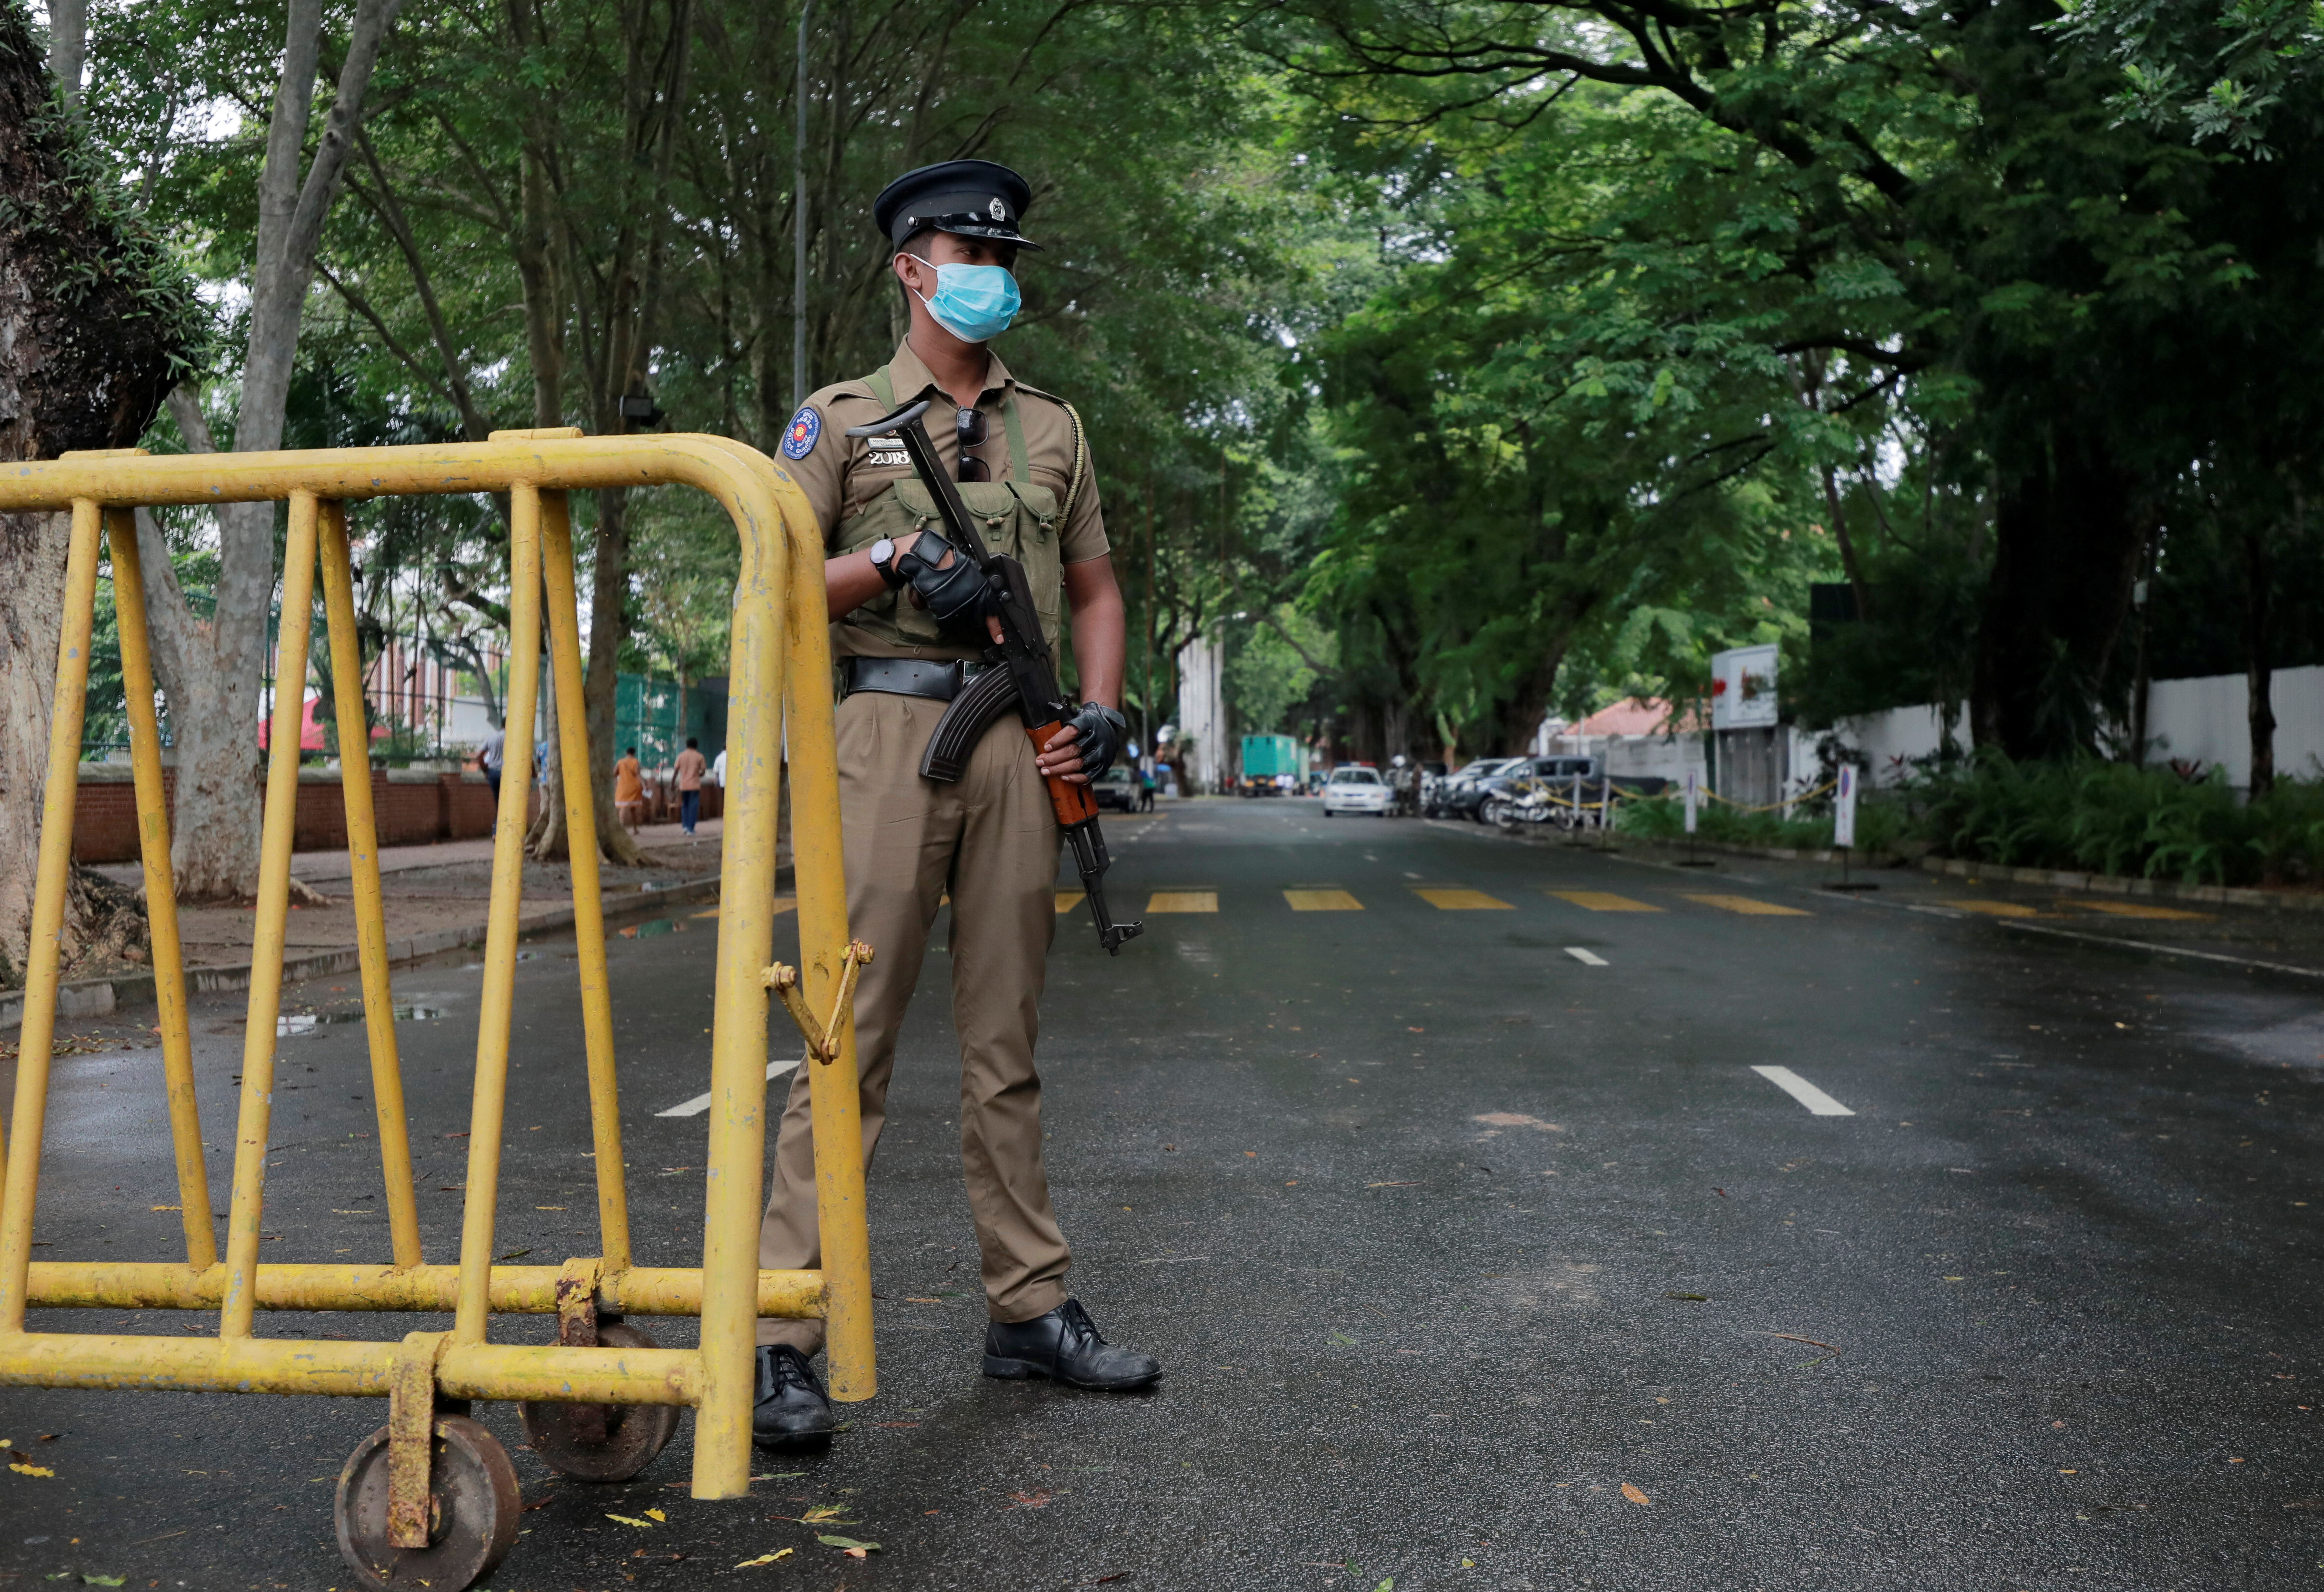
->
<box><xmin>1709</xmin><ymin>644</ymin><xmax>1779</xmax><ymax>730</ymax></box>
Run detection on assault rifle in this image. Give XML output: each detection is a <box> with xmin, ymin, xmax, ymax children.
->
<box><xmin>844</xmin><ymin>399</ymin><xmax>1144</xmax><ymax>955</ymax></box>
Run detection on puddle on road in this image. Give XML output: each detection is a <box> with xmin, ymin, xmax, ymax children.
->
<box><xmin>277</xmin><ymin>1006</ymin><xmax>448</xmax><ymax>1037</ymax></box>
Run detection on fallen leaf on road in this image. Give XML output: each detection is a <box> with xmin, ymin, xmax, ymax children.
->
<box><xmin>497</xmin><ymin>1248</ymin><xmax>533</xmax><ymax>1261</ymax></box>
<box><xmin>1366</xmin><ymin>1181</ymin><xmax>1417</xmax><ymax>1187</ymax></box>
<box><xmin>1471</xmin><ymin>1113</ymin><xmax>1562</xmax><ymax>1132</ymax></box>
<box><xmin>1620</xmin><ymin>1483</ymin><xmax>1650</xmax><ymax>1506</ymax></box>
<box><xmin>150</xmin><ymin>1205</ymin><xmax>179</xmax><ymax>1212</ymax></box>
<box><xmin>818</xmin><ymin>1534</ymin><xmax>881</xmax><ymax>1553</ymax></box>
<box><xmin>645</xmin><ymin>1507</ymin><xmax>666</xmax><ymax>1521</ymax></box>
<box><xmin>83</xmin><ymin>1577</ymin><xmax>126</xmax><ymax>1587</ymax></box>
<box><xmin>800</xmin><ymin>1505</ymin><xmax>848</xmax><ymax>1523</ymax></box>
<box><xmin>734</xmin><ymin>1548</ymin><xmax>795</xmax><ymax>1567</ymax></box>
<box><xmin>606</xmin><ymin>1512</ymin><xmax>654</xmax><ymax>1527</ymax></box>
<box><xmin>1664</xmin><ymin>1293</ymin><xmax>1708</xmax><ymax>1302</ymax></box>
<box><xmin>905</xmin><ymin>1296</ymin><xmax>943</xmax><ymax>1303</ymax></box>
<box><xmin>1010</xmin><ymin>1490</ymin><xmax>1053</xmax><ymax>1508</ymax></box>
<box><xmin>9</xmin><ymin>1462</ymin><xmax>55</xmax><ymax>1477</ymax></box>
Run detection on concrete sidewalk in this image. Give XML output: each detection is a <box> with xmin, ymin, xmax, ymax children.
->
<box><xmin>9</xmin><ymin>817</ymin><xmax>767</xmax><ymax>1031</ymax></box>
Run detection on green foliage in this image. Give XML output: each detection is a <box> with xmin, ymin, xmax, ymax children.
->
<box><xmin>1225</xmin><ymin>604</ymin><xmax>1333</xmax><ymax>735</ymax></box>
<box><xmin>1617</xmin><ymin>789</ymin><xmax>1910</xmax><ymax>855</ymax></box>
<box><xmin>1897</xmin><ymin>752</ymin><xmax>2324</xmax><ymax>886</ymax></box>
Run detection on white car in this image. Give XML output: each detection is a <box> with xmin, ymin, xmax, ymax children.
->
<box><xmin>1321</xmin><ymin>765</ymin><xmax>1391</xmax><ymax>816</ymax></box>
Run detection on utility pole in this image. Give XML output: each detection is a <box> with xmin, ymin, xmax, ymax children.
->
<box><xmin>793</xmin><ymin>0</ymin><xmax>811</xmax><ymax>408</ymax></box>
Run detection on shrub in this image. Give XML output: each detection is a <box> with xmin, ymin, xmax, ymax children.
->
<box><xmin>1897</xmin><ymin>751</ymin><xmax>2324</xmax><ymax>887</ymax></box>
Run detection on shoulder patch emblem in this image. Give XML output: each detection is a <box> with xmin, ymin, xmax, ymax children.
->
<box><xmin>782</xmin><ymin>406</ymin><xmax>821</xmax><ymax>461</ymax></box>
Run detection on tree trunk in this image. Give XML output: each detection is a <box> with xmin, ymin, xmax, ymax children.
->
<box><xmin>586</xmin><ymin>486</ymin><xmax>649</xmax><ymax>865</ymax></box>
<box><xmin>44</xmin><ymin>0</ymin><xmax>81</xmax><ymax>112</ymax></box>
<box><xmin>144</xmin><ymin>0</ymin><xmax>402</xmax><ymax>902</ymax></box>
<box><xmin>0</xmin><ymin>0</ymin><xmax>192</xmax><ymax>981</ymax></box>
<box><xmin>2244</xmin><ymin>523</ymin><xmax>2275</xmax><ymax>801</ymax></box>
<box><xmin>1970</xmin><ymin>432</ymin><xmax>2143</xmax><ymax>760</ymax></box>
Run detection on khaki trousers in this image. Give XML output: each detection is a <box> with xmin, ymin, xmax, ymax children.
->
<box><xmin>756</xmin><ymin>689</ymin><xmax>1072</xmax><ymax>1350</ymax></box>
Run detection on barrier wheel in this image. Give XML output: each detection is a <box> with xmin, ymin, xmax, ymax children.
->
<box><xmin>335</xmin><ymin>1413</ymin><xmax>520</xmax><ymax>1592</ymax></box>
<box><xmin>518</xmin><ymin>1321</ymin><xmax>683</xmax><ymax>1481</ymax></box>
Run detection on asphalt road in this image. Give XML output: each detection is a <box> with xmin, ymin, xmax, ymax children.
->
<box><xmin>4</xmin><ymin>798</ymin><xmax>2323</xmax><ymax>1591</ymax></box>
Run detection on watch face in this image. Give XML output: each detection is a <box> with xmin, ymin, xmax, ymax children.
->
<box><xmin>871</xmin><ymin>538</ymin><xmax>895</xmax><ymax>563</ymax></box>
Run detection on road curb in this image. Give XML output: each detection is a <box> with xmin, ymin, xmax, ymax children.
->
<box><xmin>1913</xmin><ymin>853</ymin><xmax>2324</xmax><ymax>913</ymax></box>
<box><xmin>0</xmin><ymin>864</ymin><xmax>770</xmax><ymax>1033</ymax></box>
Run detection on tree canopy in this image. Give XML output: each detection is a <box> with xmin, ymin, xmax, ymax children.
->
<box><xmin>35</xmin><ymin>0</ymin><xmax>2324</xmax><ymax>795</ymax></box>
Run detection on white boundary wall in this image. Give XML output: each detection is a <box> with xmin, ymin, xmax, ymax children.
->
<box><xmin>1819</xmin><ymin>667</ymin><xmax>2324</xmax><ymax>790</ymax></box>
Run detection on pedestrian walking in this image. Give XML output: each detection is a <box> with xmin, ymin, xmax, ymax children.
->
<box><xmin>750</xmin><ymin>157</ymin><xmax>1157</xmax><ymax>1448</ymax></box>
<box><xmin>674</xmin><ymin>736</ymin><xmax>708</xmax><ymax>835</ymax></box>
<box><xmin>474</xmin><ymin>725</ymin><xmax>505</xmax><ymax>803</ymax></box>
<box><xmin>614</xmin><ymin>745</ymin><xmax>645</xmax><ymax>833</ymax></box>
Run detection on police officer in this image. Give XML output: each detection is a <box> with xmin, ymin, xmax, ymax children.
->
<box><xmin>752</xmin><ymin>159</ymin><xmax>1161</xmax><ymax>1446</ymax></box>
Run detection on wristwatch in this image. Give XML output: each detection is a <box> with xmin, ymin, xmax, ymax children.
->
<box><xmin>868</xmin><ymin>537</ymin><xmax>907</xmax><ymax>589</ymax></box>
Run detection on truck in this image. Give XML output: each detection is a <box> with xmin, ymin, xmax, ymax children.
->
<box><xmin>1237</xmin><ymin>732</ymin><xmax>1306</xmax><ymax>795</ymax></box>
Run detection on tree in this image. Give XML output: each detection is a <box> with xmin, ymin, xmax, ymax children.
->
<box><xmin>0</xmin><ymin>0</ymin><xmax>202</xmax><ymax>984</ymax></box>
<box><xmin>117</xmin><ymin>0</ymin><xmax>403</xmax><ymax>900</ymax></box>
<box><xmin>1258</xmin><ymin>0</ymin><xmax>2272</xmax><ymax>759</ymax></box>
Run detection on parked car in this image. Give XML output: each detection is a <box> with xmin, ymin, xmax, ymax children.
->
<box><xmin>1320</xmin><ymin>763</ymin><xmax>1392</xmax><ymax>817</ymax></box>
<box><xmin>1092</xmin><ymin>764</ymin><xmax>1141</xmax><ymax>813</ymax></box>
<box><xmin>1430</xmin><ymin>756</ymin><xmax>1524</xmax><ymax>820</ymax></box>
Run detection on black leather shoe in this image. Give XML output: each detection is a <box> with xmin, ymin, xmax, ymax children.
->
<box><xmin>751</xmin><ymin>1344</ymin><xmax>835</xmax><ymax>1447</ymax></box>
<box><xmin>983</xmin><ymin>1299</ymin><xmax>1161</xmax><ymax>1390</ymax></box>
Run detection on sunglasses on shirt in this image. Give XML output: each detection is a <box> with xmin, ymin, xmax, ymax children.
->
<box><xmin>955</xmin><ymin>406</ymin><xmax>990</xmax><ymax>483</ymax></box>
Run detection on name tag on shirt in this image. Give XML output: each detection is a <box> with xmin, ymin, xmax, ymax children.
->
<box><xmin>865</xmin><ymin>446</ymin><xmax>909</xmax><ymax>469</ymax></box>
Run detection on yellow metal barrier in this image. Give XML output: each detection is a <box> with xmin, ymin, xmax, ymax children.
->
<box><xmin>0</xmin><ymin>432</ymin><xmax>872</xmax><ymax>1591</ymax></box>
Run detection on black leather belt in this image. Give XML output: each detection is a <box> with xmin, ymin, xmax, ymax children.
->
<box><xmin>839</xmin><ymin>656</ymin><xmax>991</xmax><ymax>702</ymax></box>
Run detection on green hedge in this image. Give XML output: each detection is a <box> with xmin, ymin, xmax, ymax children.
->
<box><xmin>1616</xmin><ymin>753</ymin><xmax>2324</xmax><ymax>888</ymax></box>
<box><xmin>1902</xmin><ymin>753</ymin><xmax>2324</xmax><ymax>888</ymax></box>
<box><xmin>1615</xmin><ymin>787</ymin><xmax>1910</xmax><ymax>853</ymax></box>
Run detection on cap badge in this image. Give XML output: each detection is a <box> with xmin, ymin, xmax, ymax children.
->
<box><xmin>989</xmin><ymin>197</ymin><xmax>1007</xmax><ymax>221</ymax></box>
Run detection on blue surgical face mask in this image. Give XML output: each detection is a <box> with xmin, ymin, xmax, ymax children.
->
<box><xmin>906</xmin><ymin>255</ymin><xmax>1021</xmax><ymax>343</ymax></box>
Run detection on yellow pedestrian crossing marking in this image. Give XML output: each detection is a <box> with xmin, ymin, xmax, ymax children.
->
<box><xmin>1146</xmin><ymin>890</ymin><xmax>1218</xmax><ymax>914</ymax></box>
<box><xmin>2081</xmin><ymin>900</ymin><xmax>2212</xmax><ymax>921</ymax></box>
<box><xmin>1945</xmin><ymin>899</ymin><xmax>2041</xmax><ymax>918</ymax></box>
<box><xmin>1055</xmin><ymin>890</ymin><xmax>1087</xmax><ymax>914</ymax></box>
<box><xmin>1685</xmin><ymin>894</ymin><xmax>1809</xmax><ymax>917</ymax></box>
<box><xmin>1548</xmin><ymin>890</ymin><xmax>1661</xmax><ymax>913</ymax></box>
<box><xmin>1284</xmin><ymin>889</ymin><xmax>1363</xmax><ymax>911</ymax></box>
<box><xmin>1415</xmin><ymin>888</ymin><xmax>1512</xmax><ymax>911</ymax></box>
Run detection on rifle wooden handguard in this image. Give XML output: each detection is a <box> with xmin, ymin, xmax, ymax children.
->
<box><xmin>917</xmin><ymin>664</ymin><xmax>1023</xmax><ymax>783</ymax></box>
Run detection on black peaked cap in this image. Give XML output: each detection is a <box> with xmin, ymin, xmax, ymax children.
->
<box><xmin>873</xmin><ymin>159</ymin><xmax>1041</xmax><ymax>251</ymax></box>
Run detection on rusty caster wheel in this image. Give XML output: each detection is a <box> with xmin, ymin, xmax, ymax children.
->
<box><xmin>517</xmin><ymin>1321</ymin><xmax>683</xmax><ymax>1482</ymax></box>
<box><xmin>335</xmin><ymin>1413</ymin><xmax>520</xmax><ymax>1592</ymax></box>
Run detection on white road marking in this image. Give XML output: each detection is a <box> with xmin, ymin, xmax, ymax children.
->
<box><xmin>1564</xmin><ymin>947</ymin><xmax>1608</xmax><ymax>966</ymax></box>
<box><xmin>1751</xmin><ymin>1065</ymin><xmax>1855</xmax><ymax>1116</ymax></box>
<box><xmin>656</xmin><ymin>1057</ymin><xmax>800</xmax><ymax>1118</ymax></box>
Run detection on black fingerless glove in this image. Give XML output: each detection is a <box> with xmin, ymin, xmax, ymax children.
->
<box><xmin>1063</xmin><ymin>702</ymin><xmax>1126</xmax><ymax>781</ymax></box>
<box><xmin>896</xmin><ymin>530</ymin><xmax>992</xmax><ymax>628</ymax></box>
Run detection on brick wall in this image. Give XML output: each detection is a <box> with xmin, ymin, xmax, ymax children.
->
<box><xmin>71</xmin><ymin>765</ymin><xmax>509</xmax><ymax>863</ymax></box>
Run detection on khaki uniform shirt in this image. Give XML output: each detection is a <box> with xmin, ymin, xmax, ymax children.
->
<box><xmin>781</xmin><ymin>339</ymin><xmax>1108</xmax><ymax>661</ymax></box>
